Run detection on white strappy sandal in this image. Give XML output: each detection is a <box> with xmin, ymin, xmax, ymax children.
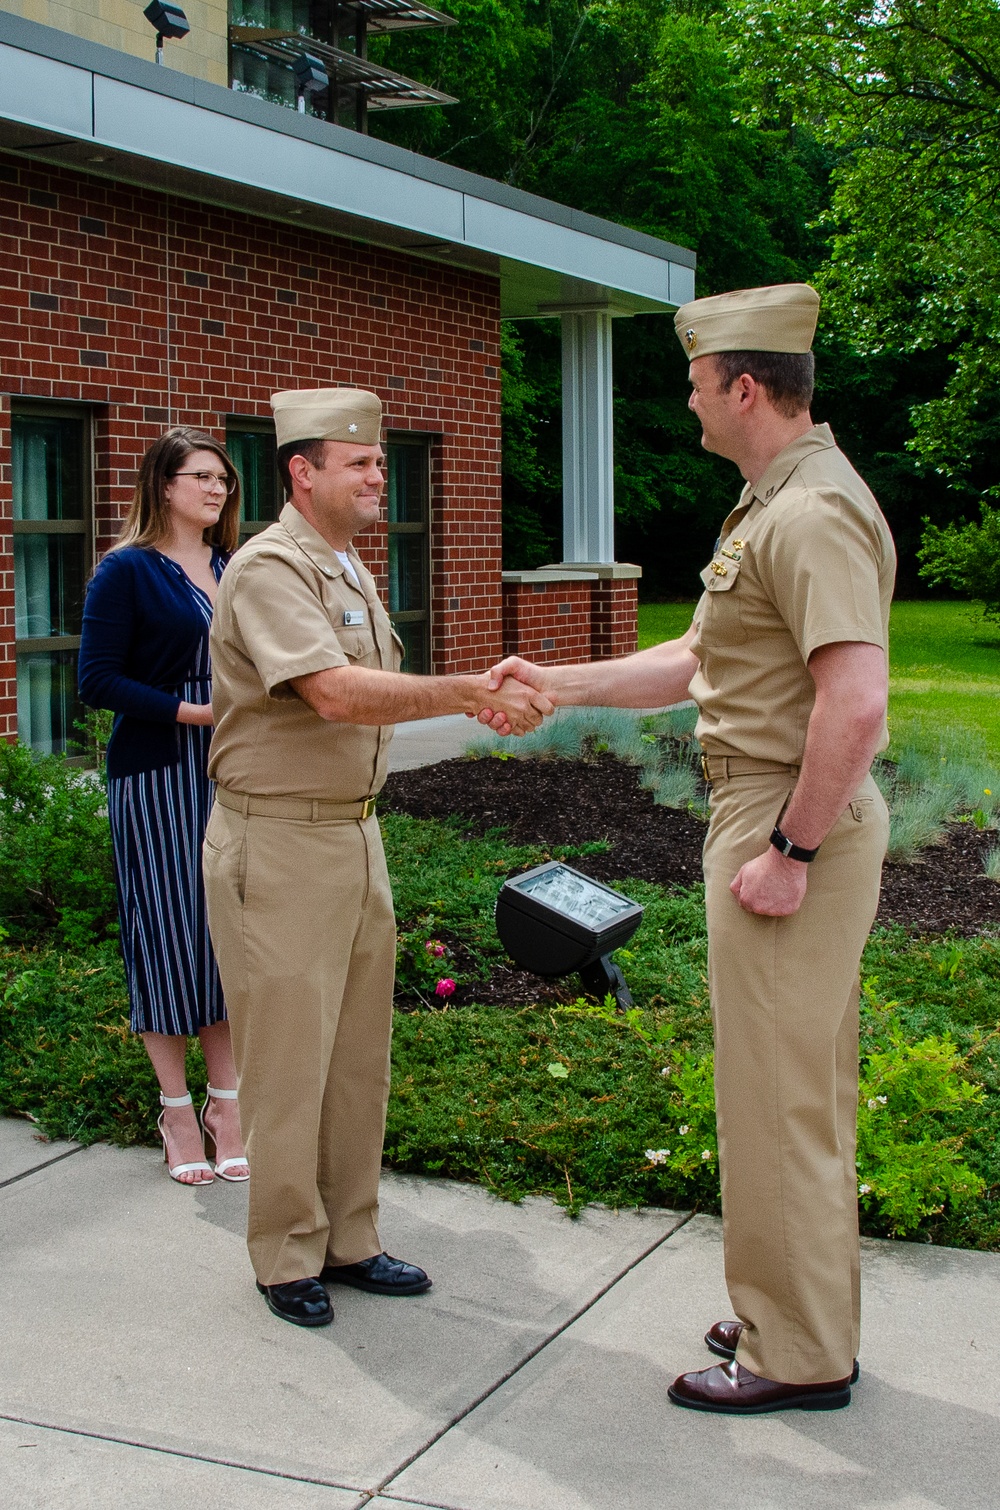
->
<box><xmin>200</xmin><ymin>1085</ymin><xmax>250</xmax><ymax>1183</ymax></box>
<box><xmin>157</xmin><ymin>1093</ymin><xmax>215</xmax><ymax>1184</ymax></box>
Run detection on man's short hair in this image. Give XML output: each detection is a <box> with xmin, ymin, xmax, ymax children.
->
<box><xmin>713</xmin><ymin>350</ymin><xmax>814</xmax><ymax>418</ymax></box>
<box><xmin>276</xmin><ymin>437</ymin><xmax>327</xmax><ymax>496</ymax></box>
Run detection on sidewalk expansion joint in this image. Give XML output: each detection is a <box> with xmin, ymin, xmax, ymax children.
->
<box><xmin>371</xmin><ymin>1209</ymin><xmax>694</xmax><ymax>1500</ymax></box>
<box><xmin>0</xmin><ymin>1143</ymin><xmax>89</xmax><ymax>1191</ymax></box>
<box><xmin>0</xmin><ymin>1412</ymin><xmax>365</xmax><ymax>1494</ymax></box>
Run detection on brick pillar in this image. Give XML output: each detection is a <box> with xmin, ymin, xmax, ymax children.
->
<box><xmin>501</xmin><ymin>571</ymin><xmax>597</xmax><ymax>663</ymax></box>
<box><xmin>540</xmin><ymin>562</ymin><xmax>641</xmax><ymax>661</ymax></box>
<box><xmin>591</xmin><ymin>578</ymin><xmax>639</xmax><ymax>661</ymax></box>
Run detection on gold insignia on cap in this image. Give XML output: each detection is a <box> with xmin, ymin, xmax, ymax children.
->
<box><xmin>673</xmin><ymin>284</ymin><xmax>819</xmax><ymax>359</ymax></box>
<box><xmin>270</xmin><ymin>388</ymin><xmax>382</xmax><ymax>448</ymax></box>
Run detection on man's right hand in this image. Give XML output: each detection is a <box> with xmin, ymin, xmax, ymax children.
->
<box><xmin>475</xmin><ymin>670</ymin><xmax>553</xmax><ymax>736</ymax></box>
<box><xmin>475</xmin><ymin>658</ymin><xmax>552</xmax><ymax>733</ymax></box>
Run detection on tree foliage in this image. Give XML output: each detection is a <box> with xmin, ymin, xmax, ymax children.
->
<box><xmin>370</xmin><ymin>0</ymin><xmax>994</xmax><ymax>588</ymax></box>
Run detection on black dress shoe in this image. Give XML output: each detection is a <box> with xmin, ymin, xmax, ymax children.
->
<box><xmin>256</xmin><ymin>1276</ymin><xmax>334</xmax><ymax>1326</ymax></box>
<box><xmin>669</xmin><ymin>1359</ymin><xmax>852</xmax><ymax>1414</ymax></box>
<box><xmin>704</xmin><ymin>1319</ymin><xmax>860</xmax><ymax>1384</ymax></box>
<box><xmin>321</xmin><ymin>1252</ymin><xmax>431</xmax><ymax>1295</ymax></box>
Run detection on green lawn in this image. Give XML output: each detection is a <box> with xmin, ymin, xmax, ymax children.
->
<box><xmin>638</xmin><ymin>599</ymin><xmax>1000</xmax><ymax>761</ymax></box>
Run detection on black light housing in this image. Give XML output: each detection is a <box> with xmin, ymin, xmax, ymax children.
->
<box><xmin>293</xmin><ymin>54</ymin><xmax>330</xmax><ymax>96</ymax></box>
<box><xmin>143</xmin><ymin>1</ymin><xmax>190</xmax><ymax>40</ymax></box>
<box><xmin>495</xmin><ymin>861</ymin><xmax>643</xmax><ymax>1008</ymax></box>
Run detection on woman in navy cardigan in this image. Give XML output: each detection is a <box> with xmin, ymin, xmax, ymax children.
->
<box><xmin>80</xmin><ymin>428</ymin><xmax>249</xmax><ymax>1186</ymax></box>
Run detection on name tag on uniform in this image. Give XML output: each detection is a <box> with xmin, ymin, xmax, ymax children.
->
<box><xmin>343</xmin><ymin>610</ymin><xmax>366</xmax><ymax>627</ymax></box>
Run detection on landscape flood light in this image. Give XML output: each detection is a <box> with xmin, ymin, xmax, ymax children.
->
<box><xmin>495</xmin><ymin>861</ymin><xmax>644</xmax><ymax>1009</ymax></box>
<box><xmin>293</xmin><ymin>54</ymin><xmax>330</xmax><ymax>113</ymax></box>
<box><xmin>143</xmin><ymin>1</ymin><xmax>190</xmax><ymax>65</ymax></box>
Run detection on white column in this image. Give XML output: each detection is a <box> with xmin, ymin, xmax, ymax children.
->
<box><xmin>561</xmin><ymin>309</ymin><xmax>615</xmax><ymax>564</ymax></box>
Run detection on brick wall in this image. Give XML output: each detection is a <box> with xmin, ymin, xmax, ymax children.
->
<box><xmin>591</xmin><ymin>580</ymin><xmax>639</xmax><ymax>662</ymax></box>
<box><xmin>0</xmin><ymin>152</ymin><xmax>504</xmax><ymax>739</ymax></box>
<box><xmin>501</xmin><ymin>581</ymin><xmax>593</xmax><ymax>664</ymax></box>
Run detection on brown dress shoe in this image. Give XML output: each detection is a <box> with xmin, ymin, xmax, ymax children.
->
<box><xmin>704</xmin><ymin>1319</ymin><xmax>860</xmax><ymax>1384</ymax></box>
<box><xmin>668</xmin><ymin>1359</ymin><xmax>852</xmax><ymax>1414</ymax></box>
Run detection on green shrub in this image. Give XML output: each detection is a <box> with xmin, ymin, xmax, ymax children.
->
<box><xmin>857</xmin><ymin>980</ymin><xmax>986</xmax><ymax>1234</ymax></box>
<box><xmin>0</xmin><ymin>740</ymin><xmax>117</xmax><ymax>947</ymax></box>
<box><xmin>918</xmin><ymin>506</ymin><xmax>1000</xmax><ymax>621</ymax></box>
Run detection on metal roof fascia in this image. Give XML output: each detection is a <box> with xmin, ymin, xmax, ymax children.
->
<box><xmin>91</xmin><ymin>75</ymin><xmax>467</xmax><ymax>242</ymax></box>
<box><xmin>0</xmin><ymin>31</ymin><xmax>695</xmax><ymax>310</ymax></box>
<box><xmin>0</xmin><ymin>13</ymin><xmax>695</xmax><ymax>275</ymax></box>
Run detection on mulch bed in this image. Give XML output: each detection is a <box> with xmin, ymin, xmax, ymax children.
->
<box><xmin>382</xmin><ymin>752</ymin><xmax>1000</xmax><ymax>943</ymax></box>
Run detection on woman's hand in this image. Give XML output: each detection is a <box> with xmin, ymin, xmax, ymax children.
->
<box><xmin>176</xmin><ymin>701</ymin><xmax>215</xmax><ymax>726</ymax></box>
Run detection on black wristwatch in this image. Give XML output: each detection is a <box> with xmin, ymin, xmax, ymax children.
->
<box><xmin>770</xmin><ymin>824</ymin><xmax>819</xmax><ymax>863</ymax></box>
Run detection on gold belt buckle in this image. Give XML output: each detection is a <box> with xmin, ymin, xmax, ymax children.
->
<box><xmin>360</xmin><ymin>797</ymin><xmax>376</xmax><ymax>819</ymax></box>
<box><xmin>700</xmin><ymin>753</ymin><xmax>712</xmax><ymax>785</ymax></box>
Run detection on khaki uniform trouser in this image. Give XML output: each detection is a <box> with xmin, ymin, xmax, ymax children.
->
<box><xmin>202</xmin><ymin>802</ymin><xmax>395</xmax><ymax>1286</ymax></box>
<box><xmin>702</xmin><ymin>765</ymin><xmax>888</xmax><ymax>1384</ymax></box>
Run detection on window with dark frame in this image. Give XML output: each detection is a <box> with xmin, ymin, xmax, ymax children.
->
<box><xmin>12</xmin><ymin>404</ymin><xmax>92</xmax><ymax>756</ymax></box>
<box><xmin>386</xmin><ymin>435</ymin><xmax>431</xmax><ymax>676</ymax></box>
<box><xmin>226</xmin><ymin>419</ymin><xmax>283</xmax><ymax>541</ymax></box>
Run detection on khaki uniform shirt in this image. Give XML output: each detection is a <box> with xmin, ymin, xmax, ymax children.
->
<box><xmin>208</xmin><ymin>503</ymin><xmax>403</xmax><ymax>800</ymax></box>
<box><xmin>690</xmin><ymin>424</ymin><xmax>896</xmax><ymax>765</ymax></box>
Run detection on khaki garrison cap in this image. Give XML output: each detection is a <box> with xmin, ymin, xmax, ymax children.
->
<box><xmin>270</xmin><ymin>388</ymin><xmax>383</xmax><ymax>448</ymax></box>
<box><xmin>674</xmin><ymin>283</ymin><xmax>820</xmax><ymax>358</ymax></box>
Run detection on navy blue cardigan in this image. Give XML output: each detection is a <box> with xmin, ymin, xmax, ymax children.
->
<box><xmin>79</xmin><ymin>546</ymin><xmax>227</xmax><ymax>779</ymax></box>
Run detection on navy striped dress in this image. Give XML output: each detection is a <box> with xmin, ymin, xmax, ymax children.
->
<box><xmin>107</xmin><ymin>553</ymin><xmax>225</xmax><ymax>1036</ymax></box>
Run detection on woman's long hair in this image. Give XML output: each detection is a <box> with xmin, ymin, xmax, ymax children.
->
<box><xmin>115</xmin><ymin>428</ymin><xmax>241</xmax><ymax>554</ymax></box>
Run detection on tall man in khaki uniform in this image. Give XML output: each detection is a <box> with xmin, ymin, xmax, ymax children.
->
<box><xmin>204</xmin><ymin>388</ymin><xmax>551</xmax><ymax>1327</ymax></box>
<box><xmin>482</xmin><ymin>285</ymin><xmax>895</xmax><ymax>1412</ymax></box>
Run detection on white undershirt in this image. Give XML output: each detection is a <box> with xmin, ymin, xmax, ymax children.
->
<box><xmin>335</xmin><ymin>550</ymin><xmax>361</xmax><ymax>589</ymax></box>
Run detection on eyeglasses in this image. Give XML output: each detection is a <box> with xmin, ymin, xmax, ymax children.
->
<box><xmin>170</xmin><ymin>471</ymin><xmax>237</xmax><ymax>495</ymax></box>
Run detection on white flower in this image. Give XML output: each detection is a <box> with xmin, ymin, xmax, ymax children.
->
<box><xmin>701</xmin><ymin>1150</ymin><xmax>712</xmax><ymax>1161</ymax></box>
<box><xmin>679</xmin><ymin>1125</ymin><xmax>690</xmax><ymax>1135</ymax></box>
<box><xmin>867</xmin><ymin>1099</ymin><xmax>877</xmax><ymax>1110</ymax></box>
<box><xmin>878</xmin><ymin>1095</ymin><xmax>888</xmax><ymax>1104</ymax></box>
<box><xmin>867</xmin><ymin>1095</ymin><xmax>888</xmax><ymax>1110</ymax></box>
<box><xmin>645</xmin><ymin>1148</ymin><xmax>670</xmax><ymax>1165</ymax></box>
<box><xmin>859</xmin><ymin>1183</ymin><xmax>872</xmax><ymax>1195</ymax></box>
<box><xmin>660</xmin><ymin>1066</ymin><xmax>672</xmax><ymax>1077</ymax></box>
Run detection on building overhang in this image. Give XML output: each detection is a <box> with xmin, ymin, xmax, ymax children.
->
<box><xmin>0</xmin><ymin>12</ymin><xmax>695</xmax><ymax>319</ymax></box>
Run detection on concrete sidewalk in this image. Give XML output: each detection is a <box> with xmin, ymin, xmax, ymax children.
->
<box><xmin>388</xmin><ymin>714</ymin><xmax>484</xmax><ymax>772</ymax></box>
<box><xmin>2</xmin><ymin>1116</ymin><xmax>998</xmax><ymax>1508</ymax></box>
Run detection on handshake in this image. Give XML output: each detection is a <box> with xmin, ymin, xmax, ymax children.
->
<box><xmin>468</xmin><ymin>657</ymin><xmax>555</xmax><ymax>738</ymax></box>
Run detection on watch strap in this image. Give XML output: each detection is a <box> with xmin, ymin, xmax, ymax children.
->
<box><xmin>770</xmin><ymin>824</ymin><xmax>819</xmax><ymax>863</ymax></box>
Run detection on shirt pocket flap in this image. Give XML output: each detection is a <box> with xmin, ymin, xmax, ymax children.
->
<box><xmin>699</xmin><ymin>558</ymin><xmax>742</xmax><ymax>593</ymax></box>
<box><xmin>336</xmin><ymin>626</ymin><xmax>377</xmax><ymax>662</ymax></box>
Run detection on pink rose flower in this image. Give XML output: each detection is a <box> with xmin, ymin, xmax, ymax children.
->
<box><xmin>425</xmin><ymin>940</ymin><xmax>446</xmax><ymax>956</ymax></box>
<box><xmin>435</xmin><ymin>977</ymin><xmax>456</xmax><ymax>998</ymax></box>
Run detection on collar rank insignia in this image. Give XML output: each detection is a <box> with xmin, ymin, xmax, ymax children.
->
<box><xmin>348</xmin><ymin>423</ymin><xmax>358</xmax><ymax>433</ymax></box>
<box><xmin>685</xmin><ymin>328</ymin><xmax>697</xmax><ymax>352</ymax></box>
<box><xmin>710</xmin><ymin>560</ymin><xmax>728</xmax><ymax>577</ymax></box>
<box><xmin>731</xmin><ymin>539</ymin><xmax>745</xmax><ymax>551</ymax></box>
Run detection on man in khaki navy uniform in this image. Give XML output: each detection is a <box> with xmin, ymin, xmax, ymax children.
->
<box><xmin>204</xmin><ymin>388</ymin><xmax>551</xmax><ymax>1327</ymax></box>
<box><xmin>481</xmin><ymin>285</ymin><xmax>894</xmax><ymax>1413</ymax></box>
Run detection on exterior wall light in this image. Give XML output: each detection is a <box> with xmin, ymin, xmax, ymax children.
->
<box><xmin>144</xmin><ymin>1</ymin><xmax>190</xmax><ymax>65</ymax></box>
<box><xmin>495</xmin><ymin>861</ymin><xmax>643</xmax><ymax>1008</ymax></box>
<box><xmin>293</xmin><ymin>54</ymin><xmax>330</xmax><ymax>114</ymax></box>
